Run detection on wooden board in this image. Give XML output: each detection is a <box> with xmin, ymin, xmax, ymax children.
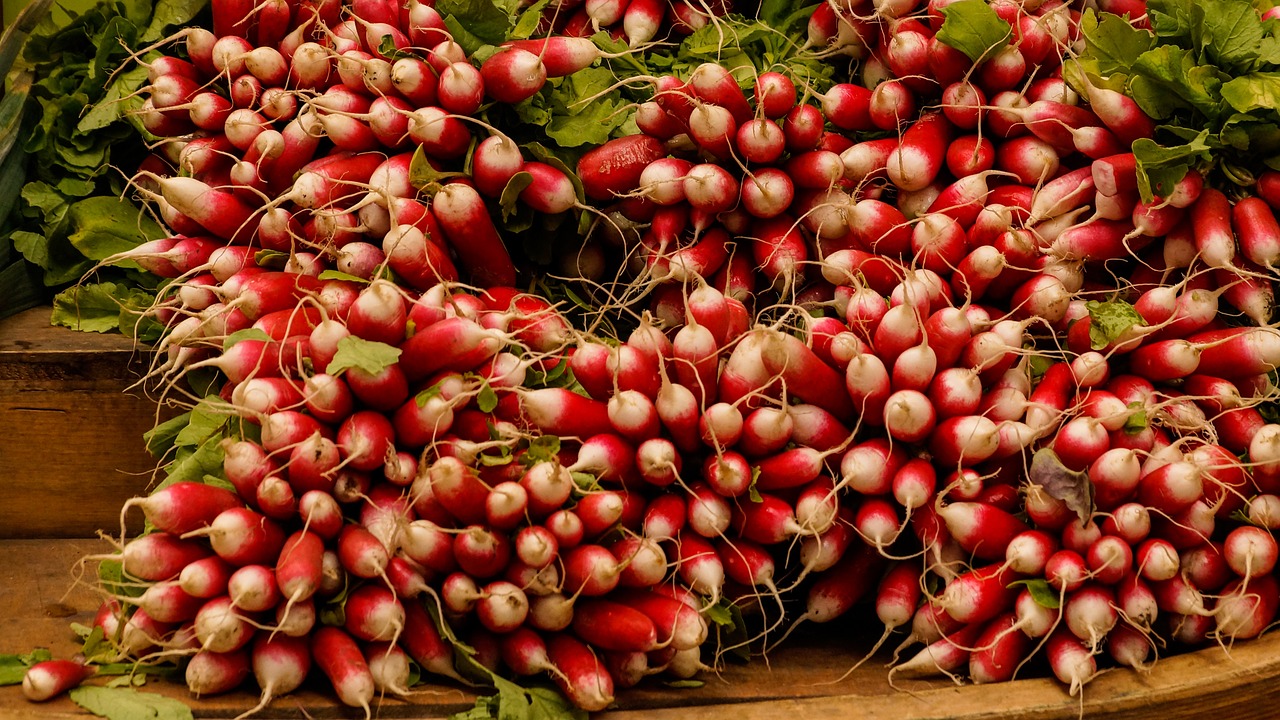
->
<box><xmin>0</xmin><ymin>308</ymin><xmax>172</xmax><ymax>539</ymax></box>
<box><xmin>2</xmin><ymin>538</ymin><xmax>1280</xmax><ymax>719</ymax></box>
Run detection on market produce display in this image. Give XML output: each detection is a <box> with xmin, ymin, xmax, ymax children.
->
<box><xmin>7</xmin><ymin>0</ymin><xmax>1280</xmax><ymax>716</ymax></box>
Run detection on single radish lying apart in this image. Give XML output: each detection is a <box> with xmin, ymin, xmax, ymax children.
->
<box><xmin>23</xmin><ymin>661</ymin><xmax>95</xmax><ymax>701</ymax></box>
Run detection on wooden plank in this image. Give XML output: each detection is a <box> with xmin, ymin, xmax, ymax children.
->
<box><xmin>2</xmin><ymin>538</ymin><xmax>1279</xmax><ymax>719</ymax></box>
<box><xmin>0</xmin><ymin>308</ymin><xmax>171</xmax><ymax>539</ymax></box>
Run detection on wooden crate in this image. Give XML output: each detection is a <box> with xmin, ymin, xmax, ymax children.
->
<box><xmin>2</xmin><ymin>308</ymin><xmax>1278</xmax><ymax>719</ymax></box>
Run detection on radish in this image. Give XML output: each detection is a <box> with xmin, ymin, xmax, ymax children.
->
<box><xmin>22</xmin><ymin>660</ymin><xmax>95</xmax><ymax>701</ymax></box>
<box><xmin>546</xmin><ymin>634</ymin><xmax>615</xmax><ymax>712</ymax></box>
<box><xmin>185</xmin><ymin>649</ymin><xmax>251</xmax><ymax>696</ymax></box>
<box><xmin>969</xmin><ymin>612</ymin><xmax>1033</xmax><ymax>684</ymax></box>
<box><xmin>885</xmin><ymin>112</ymin><xmax>951</xmax><ymax>191</ymax></box>
<box><xmin>891</xmin><ymin>622</ymin><xmax>985</xmax><ymax>679</ymax></box>
<box><xmin>310</xmin><ymin>626</ymin><xmax>374</xmax><ymax>711</ymax></box>
<box><xmin>1046</xmin><ymin>630</ymin><xmax>1097</xmax><ymax>696</ymax></box>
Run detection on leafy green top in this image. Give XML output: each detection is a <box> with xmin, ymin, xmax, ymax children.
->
<box><xmin>1071</xmin><ymin>1</ymin><xmax>1280</xmax><ymax>198</ymax></box>
<box><xmin>936</xmin><ymin>0</ymin><xmax>1013</xmax><ymax>63</ymax></box>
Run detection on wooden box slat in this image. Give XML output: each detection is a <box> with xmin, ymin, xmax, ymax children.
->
<box><xmin>0</xmin><ymin>309</ymin><xmax>166</xmax><ymax>539</ymax></box>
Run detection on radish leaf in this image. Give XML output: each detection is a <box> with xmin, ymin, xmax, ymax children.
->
<box><xmin>1085</xmin><ymin>299</ymin><xmax>1144</xmax><ymax>350</ymax></box>
<box><xmin>1077</xmin><ymin>9</ymin><xmax>1153</xmax><ymax>75</ymax></box>
<box><xmin>435</xmin><ymin>0</ymin><xmax>514</xmax><ymax>48</ymax></box>
<box><xmin>510</xmin><ymin>0</ymin><xmax>549</xmax><ymax>40</ymax></box>
<box><xmin>1124</xmin><ymin>402</ymin><xmax>1149</xmax><ymax>435</ymax></box>
<box><xmin>477</xmin><ymin>380</ymin><xmax>499</xmax><ymax>413</ymax></box>
<box><xmin>222</xmin><ymin>328</ymin><xmax>271</xmax><ymax>351</ymax></box>
<box><xmin>1008</xmin><ymin>579</ymin><xmax>1062</xmax><ymax>609</ymax></box>
<box><xmin>326</xmin><ymin>336</ymin><xmax>403</xmax><ymax>377</ymax></box>
<box><xmin>0</xmin><ymin>649</ymin><xmax>52</xmax><ymax>685</ymax></box>
<box><xmin>936</xmin><ymin>0</ymin><xmax>1011</xmax><ymax>63</ymax></box>
<box><xmin>69</xmin><ymin>686</ymin><xmax>193</xmax><ymax>720</ymax></box>
<box><xmin>1029</xmin><ymin>447</ymin><xmax>1094</xmax><ymax>522</ymax></box>
<box><xmin>500</xmin><ymin>171</ymin><xmax>534</xmax><ymax>221</ymax></box>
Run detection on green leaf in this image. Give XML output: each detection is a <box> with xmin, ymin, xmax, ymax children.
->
<box><xmin>703</xmin><ymin>602</ymin><xmax>734</xmax><ymax>627</ymax></box>
<box><xmin>476</xmin><ymin>381</ymin><xmax>499</xmax><ymax>413</ymax></box>
<box><xmin>510</xmin><ymin>0</ymin><xmax>550</xmax><ymax>40</ymax></box>
<box><xmin>69</xmin><ymin>686</ymin><xmax>194</xmax><ymax>720</ymax></box>
<box><xmin>1124</xmin><ymin>401</ymin><xmax>1149</xmax><ymax>435</ymax></box>
<box><xmin>525</xmin><ymin>435</ymin><xmax>560</xmax><ymax>463</ymax></box>
<box><xmin>748</xmin><ymin>465</ymin><xmax>762</xmax><ymax>503</ymax></box>
<box><xmin>665</xmin><ymin>679</ymin><xmax>706</xmax><ymax>689</ymax></box>
<box><xmin>936</xmin><ymin>0</ymin><xmax>1012</xmax><ymax>63</ymax></box>
<box><xmin>415</xmin><ymin>382</ymin><xmax>445</xmax><ymax>407</ymax></box>
<box><xmin>1220</xmin><ymin>72</ymin><xmax>1280</xmax><ymax>113</ymax></box>
<box><xmin>141</xmin><ymin>0</ymin><xmax>209</xmax><ymax>42</ymax></box>
<box><xmin>410</xmin><ymin>143</ymin><xmax>456</xmax><ymax>190</ymax></box>
<box><xmin>1079</xmin><ymin>9</ymin><xmax>1155</xmax><ymax>75</ymax></box>
<box><xmin>11</xmin><ymin>230</ymin><xmax>50</xmax><ymax>269</ymax></box>
<box><xmin>1146</xmin><ymin>0</ymin><xmax>1194</xmax><ymax>38</ymax></box>
<box><xmin>1029</xmin><ymin>447</ymin><xmax>1093</xmax><ymax>523</ymax></box>
<box><xmin>478</xmin><ymin>450</ymin><xmax>514</xmax><ymax>467</ymax></box>
<box><xmin>325</xmin><ymin>335</ymin><xmax>403</xmax><ymax>377</ymax></box>
<box><xmin>499</xmin><ymin>171</ymin><xmax>534</xmax><ymax>221</ymax></box>
<box><xmin>1200</xmin><ymin>0</ymin><xmax>1267</xmax><ymax>73</ymax></box>
<box><xmin>222</xmin><ymin>328</ymin><xmax>272</xmax><ymax>351</ymax></box>
<box><xmin>50</xmin><ymin>282</ymin><xmax>138</xmax><ymax>333</ymax></box>
<box><xmin>1008</xmin><ymin>579</ymin><xmax>1062</xmax><ymax>609</ymax></box>
<box><xmin>0</xmin><ymin>648</ymin><xmax>53</xmax><ymax>685</ymax></box>
<box><xmin>1086</xmin><ymin>299</ymin><xmax>1145</xmax><ymax>350</ymax></box>
<box><xmin>317</xmin><ymin>269</ymin><xmax>371</xmax><ymax>284</ymax></box>
<box><xmin>155</xmin><ymin>434</ymin><xmax>226</xmax><ymax>494</ymax></box>
<box><xmin>543</xmin><ymin>68</ymin><xmax>632</xmax><ymax>148</ymax></box>
<box><xmin>174</xmin><ymin>398</ymin><xmax>230</xmax><ymax>448</ymax></box>
<box><xmin>571</xmin><ymin>471</ymin><xmax>598</xmax><ymax>490</ymax></box>
<box><xmin>1132</xmin><ymin>131</ymin><xmax>1215</xmax><ymax>201</ymax></box>
<box><xmin>435</xmin><ymin>0</ymin><xmax>512</xmax><ymax>47</ymax></box>
<box><xmin>143</xmin><ymin>411</ymin><xmax>191</xmax><ymax>457</ymax></box>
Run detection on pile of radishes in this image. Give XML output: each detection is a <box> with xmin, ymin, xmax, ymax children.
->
<box><xmin>21</xmin><ymin>0</ymin><xmax>1280</xmax><ymax>714</ymax></box>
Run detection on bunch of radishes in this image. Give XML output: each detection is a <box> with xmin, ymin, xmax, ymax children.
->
<box><xmin>23</xmin><ymin>0</ymin><xmax>1280</xmax><ymax>713</ymax></box>
<box><xmin>533</xmin><ymin>0</ymin><xmax>734</xmax><ymax>46</ymax></box>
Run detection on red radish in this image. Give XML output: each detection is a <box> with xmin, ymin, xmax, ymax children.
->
<box><xmin>1086</xmin><ymin>535</ymin><xmax>1134</xmax><ymax>586</ymax></box>
<box><xmin>1046</xmin><ymin>630</ymin><xmax>1097</xmax><ymax>696</ymax></box>
<box><xmin>783</xmin><ymin>103</ymin><xmax>827</xmax><ymax>152</ymax></box>
<box><xmin>891</xmin><ymin>622</ymin><xmax>985</xmax><ymax>679</ymax></box>
<box><xmin>937</xmin><ymin>501</ymin><xmax>1028</xmax><ymax>561</ymax></box>
<box><xmin>310</xmin><ymin>627</ymin><xmax>374</xmax><ymax>711</ymax></box>
<box><xmin>1216</xmin><ymin>575</ymin><xmax>1280</xmax><ymax>640</ymax></box>
<box><xmin>343</xmin><ymin>584</ymin><xmax>405</xmax><ymax>642</ymax></box>
<box><xmin>1004</xmin><ymin>530</ymin><xmax>1059</xmax><ymax>577</ymax></box>
<box><xmin>546</xmin><ymin>634</ymin><xmax>615</xmax><ymax>712</ymax></box>
<box><xmin>843</xmin><ymin>439</ymin><xmax>907</xmax><ymax>496</ymax></box>
<box><xmin>572</xmin><ymin>599</ymin><xmax>659</xmax><ymax>652</ymax></box>
<box><xmin>226</xmin><ymin>564</ymin><xmax>282</xmax><ymax>613</ymax></box>
<box><xmin>22</xmin><ymin>660</ymin><xmax>95</xmax><ymax>701</ymax></box>
<box><xmin>562</xmin><ymin>544</ymin><xmax>623</xmax><ymax>597</ymax></box>
<box><xmin>577</xmin><ymin>135</ymin><xmax>667</xmax><ymax>201</ymax></box>
<box><xmin>194</xmin><ymin>596</ymin><xmax>255</xmax><ymax>653</ymax></box>
<box><xmin>185</xmin><ymin>649</ymin><xmax>251</xmax><ymax>695</ymax></box>
<box><xmin>475</xmin><ymin>581</ymin><xmax>530</xmax><ymax>634</ymax></box>
<box><xmin>969</xmin><ymin>612</ymin><xmax>1033</xmax><ymax>684</ymax></box>
<box><xmin>937</xmin><ymin>564</ymin><xmax>1019</xmax><ymax>624</ymax></box>
<box><xmin>121</xmin><ymin>482</ymin><xmax>241</xmax><ymax>537</ymax></box>
<box><xmin>1224</xmin><ymin>525</ymin><xmax>1278</xmax><ymax>578</ymax></box>
<box><xmin>885</xmin><ymin>112</ymin><xmax>951</xmax><ymax>191</ymax></box>
<box><xmin>122</xmin><ymin>532</ymin><xmax>212</xmax><ymax>581</ymax></box>
<box><xmin>1064</xmin><ymin>583</ymin><xmax>1118</xmax><ymax>649</ymax></box>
